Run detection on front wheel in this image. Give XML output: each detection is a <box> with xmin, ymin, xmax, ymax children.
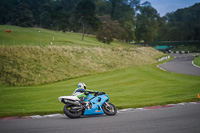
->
<box><xmin>63</xmin><ymin>104</ymin><xmax>83</xmax><ymax>118</ymax></box>
<box><xmin>102</xmin><ymin>102</ymin><xmax>117</xmax><ymax>116</ymax></box>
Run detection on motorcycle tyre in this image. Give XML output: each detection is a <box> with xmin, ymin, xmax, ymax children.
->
<box><xmin>102</xmin><ymin>102</ymin><xmax>117</xmax><ymax>116</ymax></box>
<box><xmin>63</xmin><ymin>104</ymin><xmax>82</xmax><ymax>118</ymax></box>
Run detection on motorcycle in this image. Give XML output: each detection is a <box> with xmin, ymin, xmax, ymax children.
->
<box><xmin>58</xmin><ymin>91</ymin><xmax>117</xmax><ymax>118</ymax></box>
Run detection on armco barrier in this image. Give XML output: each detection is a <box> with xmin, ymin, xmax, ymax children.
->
<box><xmin>158</xmin><ymin>56</ymin><xmax>170</xmax><ymax>62</ymax></box>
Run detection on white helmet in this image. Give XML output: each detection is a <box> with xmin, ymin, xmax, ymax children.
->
<box><xmin>78</xmin><ymin>83</ymin><xmax>86</xmax><ymax>89</ymax></box>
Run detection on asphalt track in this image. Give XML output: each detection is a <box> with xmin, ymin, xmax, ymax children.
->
<box><xmin>158</xmin><ymin>54</ymin><xmax>200</xmax><ymax>76</ymax></box>
<box><xmin>0</xmin><ymin>103</ymin><xmax>200</xmax><ymax>133</ymax></box>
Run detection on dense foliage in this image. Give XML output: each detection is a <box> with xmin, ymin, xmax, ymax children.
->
<box><xmin>157</xmin><ymin>3</ymin><xmax>200</xmax><ymax>41</ymax></box>
<box><xmin>0</xmin><ymin>0</ymin><xmax>200</xmax><ymax>43</ymax></box>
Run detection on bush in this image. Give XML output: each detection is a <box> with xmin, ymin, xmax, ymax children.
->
<box><xmin>96</xmin><ymin>28</ymin><xmax>113</xmax><ymax>44</ymax></box>
<box><xmin>96</xmin><ymin>15</ymin><xmax>124</xmax><ymax>44</ymax></box>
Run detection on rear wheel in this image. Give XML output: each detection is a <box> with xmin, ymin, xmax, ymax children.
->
<box><xmin>63</xmin><ymin>104</ymin><xmax>83</xmax><ymax>118</ymax></box>
<box><xmin>102</xmin><ymin>102</ymin><xmax>117</xmax><ymax>116</ymax></box>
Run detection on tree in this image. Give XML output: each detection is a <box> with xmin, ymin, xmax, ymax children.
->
<box><xmin>0</xmin><ymin>0</ymin><xmax>20</xmax><ymax>24</ymax></box>
<box><xmin>155</xmin><ymin>16</ymin><xmax>167</xmax><ymax>41</ymax></box>
<box><xmin>73</xmin><ymin>0</ymin><xmax>99</xmax><ymax>40</ymax></box>
<box><xmin>50</xmin><ymin>0</ymin><xmax>81</xmax><ymax>31</ymax></box>
<box><xmin>158</xmin><ymin>3</ymin><xmax>200</xmax><ymax>41</ymax></box>
<box><xmin>97</xmin><ymin>15</ymin><xmax>124</xmax><ymax>43</ymax></box>
<box><xmin>135</xmin><ymin>1</ymin><xmax>159</xmax><ymax>43</ymax></box>
<box><xmin>20</xmin><ymin>0</ymin><xmax>50</xmax><ymax>26</ymax></box>
<box><xmin>95</xmin><ymin>0</ymin><xmax>111</xmax><ymax>16</ymax></box>
<box><xmin>12</xmin><ymin>3</ymin><xmax>35</xmax><ymax>27</ymax></box>
<box><xmin>129</xmin><ymin>0</ymin><xmax>140</xmax><ymax>10</ymax></box>
<box><xmin>40</xmin><ymin>11</ymin><xmax>52</xmax><ymax>29</ymax></box>
<box><xmin>123</xmin><ymin>21</ymin><xmax>135</xmax><ymax>43</ymax></box>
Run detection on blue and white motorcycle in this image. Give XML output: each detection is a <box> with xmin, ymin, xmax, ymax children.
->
<box><xmin>58</xmin><ymin>91</ymin><xmax>117</xmax><ymax>118</ymax></box>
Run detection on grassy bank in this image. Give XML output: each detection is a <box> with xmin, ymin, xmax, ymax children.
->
<box><xmin>0</xmin><ymin>25</ymin><xmax>98</xmax><ymax>47</ymax></box>
<box><xmin>0</xmin><ymin>25</ymin><xmax>131</xmax><ymax>48</ymax></box>
<box><xmin>1</xmin><ymin>25</ymin><xmax>165</xmax><ymax>86</ymax></box>
<box><xmin>0</xmin><ymin>64</ymin><xmax>200</xmax><ymax>118</ymax></box>
<box><xmin>0</xmin><ymin>46</ymin><xmax>163</xmax><ymax>86</ymax></box>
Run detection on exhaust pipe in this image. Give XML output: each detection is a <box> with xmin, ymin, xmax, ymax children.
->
<box><xmin>63</xmin><ymin>99</ymin><xmax>80</xmax><ymax>106</ymax></box>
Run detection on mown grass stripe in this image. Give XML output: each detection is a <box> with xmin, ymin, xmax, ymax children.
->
<box><xmin>1</xmin><ymin>64</ymin><xmax>200</xmax><ymax>117</ymax></box>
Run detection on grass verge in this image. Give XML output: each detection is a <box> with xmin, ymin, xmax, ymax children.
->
<box><xmin>194</xmin><ymin>55</ymin><xmax>200</xmax><ymax>67</ymax></box>
<box><xmin>0</xmin><ymin>64</ymin><xmax>200</xmax><ymax>118</ymax></box>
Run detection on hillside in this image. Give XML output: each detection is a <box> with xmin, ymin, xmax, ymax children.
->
<box><xmin>0</xmin><ymin>46</ymin><xmax>163</xmax><ymax>86</ymax></box>
<box><xmin>0</xmin><ymin>25</ymin><xmax>165</xmax><ymax>86</ymax></box>
<box><xmin>0</xmin><ymin>25</ymin><xmax>130</xmax><ymax>48</ymax></box>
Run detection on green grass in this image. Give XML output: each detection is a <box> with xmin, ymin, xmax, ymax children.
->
<box><xmin>0</xmin><ymin>25</ymin><xmax>133</xmax><ymax>48</ymax></box>
<box><xmin>0</xmin><ymin>46</ymin><xmax>164</xmax><ymax>86</ymax></box>
<box><xmin>194</xmin><ymin>55</ymin><xmax>200</xmax><ymax>67</ymax></box>
<box><xmin>0</xmin><ymin>25</ymin><xmax>199</xmax><ymax>118</ymax></box>
<box><xmin>0</xmin><ymin>64</ymin><xmax>200</xmax><ymax>118</ymax></box>
<box><xmin>1</xmin><ymin>25</ymin><xmax>166</xmax><ymax>86</ymax></box>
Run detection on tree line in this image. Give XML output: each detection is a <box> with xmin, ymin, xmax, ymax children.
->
<box><xmin>0</xmin><ymin>0</ymin><xmax>200</xmax><ymax>43</ymax></box>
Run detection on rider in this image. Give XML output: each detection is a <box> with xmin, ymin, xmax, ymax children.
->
<box><xmin>72</xmin><ymin>83</ymin><xmax>97</xmax><ymax>101</ymax></box>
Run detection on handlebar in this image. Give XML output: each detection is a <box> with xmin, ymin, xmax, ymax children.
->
<box><xmin>84</xmin><ymin>91</ymin><xmax>106</xmax><ymax>96</ymax></box>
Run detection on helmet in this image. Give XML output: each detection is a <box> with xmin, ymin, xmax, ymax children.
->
<box><xmin>78</xmin><ymin>83</ymin><xmax>86</xmax><ymax>89</ymax></box>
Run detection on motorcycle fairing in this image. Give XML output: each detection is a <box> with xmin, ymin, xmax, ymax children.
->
<box><xmin>58</xmin><ymin>96</ymin><xmax>80</xmax><ymax>102</ymax></box>
<box><xmin>83</xmin><ymin>94</ymin><xmax>109</xmax><ymax>115</ymax></box>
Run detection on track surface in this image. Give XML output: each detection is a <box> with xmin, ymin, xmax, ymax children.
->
<box><xmin>158</xmin><ymin>54</ymin><xmax>200</xmax><ymax>76</ymax></box>
<box><xmin>1</xmin><ymin>103</ymin><xmax>200</xmax><ymax>133</ymax></box>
